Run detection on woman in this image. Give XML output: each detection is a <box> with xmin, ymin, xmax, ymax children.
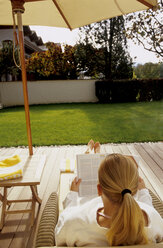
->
<box><xmin>55</xmin><ymin>154</ymin><xmax>163</xmax><ymax>246</ymax></box>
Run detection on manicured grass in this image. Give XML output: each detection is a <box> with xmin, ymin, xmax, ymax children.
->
<box><xmin>0</xmin><ymin>101</ymin><xmax>163</xmax><ymax>147</ymax></box>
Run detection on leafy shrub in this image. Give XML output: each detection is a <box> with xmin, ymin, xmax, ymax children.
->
<box><xmin>95</xmin><ymin>79</ymin><xmax>163</xmax><ymax>103</ymax></box>
<box><xmin>138</xmin><ymin>79</ymin><xmax>163</xmax><ymax>101</ymax></box>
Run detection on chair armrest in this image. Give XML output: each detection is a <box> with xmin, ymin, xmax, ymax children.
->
<box><xmin>148</xmin><ymin>189</ymin><xmax>163</xmax><ymax>218</ymax></box>
<box><xmin>36</xmin><ymin>192</ymin><xmax>58</xmax><ymax>248</ymax></box>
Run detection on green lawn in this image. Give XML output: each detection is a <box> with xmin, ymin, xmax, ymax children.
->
<box><xmin>0</xmin><ymin>101</ymin><xmax>163</xmax><ymax>147</ymax></box>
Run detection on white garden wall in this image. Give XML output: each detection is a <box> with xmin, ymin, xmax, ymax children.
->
<box><xmin>0</xmin><ymin>80</ymin><xmax>98</xmax><ymax>107</ymax></box>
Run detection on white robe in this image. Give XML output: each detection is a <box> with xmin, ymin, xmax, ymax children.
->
<box><xmin>55</xmin><ymin>189</ymin><xmax>163</xmax><ymax>246</ymax></box>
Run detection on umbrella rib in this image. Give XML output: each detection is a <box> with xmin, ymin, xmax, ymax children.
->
<box><xmin>52</xmin><ymin>0</ymin><xmax>72</xmax><ymax>30</ymax></box>
<box><xmin>137</xmin><ymin>0</ymin><xmax>156</xmax><ymax>8</ymax></box>
<box><xmin>114</xmin><ymin>0</ymin><xmax>125</xmax><ymax>15</ymax></box>
<box><xmin>114</xmin><ymin>0</ymin><xmax>155</xmax><ymax>15</ymax></box>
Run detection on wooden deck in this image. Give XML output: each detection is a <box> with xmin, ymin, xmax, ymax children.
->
<box><xmin>0</xmin><ymin>142</ymin><xmax>162</xmax><ymax>248</ymax></box>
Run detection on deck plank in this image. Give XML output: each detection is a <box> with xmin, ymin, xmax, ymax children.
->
<box><xmin>145</xmin><ymin>142</ymin><xmax>163</xmax><ymax>167</ymax></box>
<box><xmin>149</xmin><ymin>142</ymin><xmax>163</xmax><ymax>160</ymax></box>
<box><xmin>0</xmin><ymin>142</ymin><xmax>162</xmax><ymax>248</ymax></box>
<box><xmin>126</xmin><ymin>144</ymin><xmax>159</xmax><ymax>194</ymax></box>
<box><xmin>128</xmin><ymin>144</ymin><xmax>163</xmax><ymax>201</ymax></box>
<box><xmin>104</xmin><ymin>144</ymin><xmax>114</xmax><ymax>153</ymax></box>
<box><xmin>134</xmin><ymin>143</ymin><xmax>163</xmax><ymax>183</ymax></box>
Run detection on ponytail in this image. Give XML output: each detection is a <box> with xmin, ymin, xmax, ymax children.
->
<box><xmin>98</xmin><ymin>154</ymin><xmax>148</xmax><ymax>246</ymax></box>
<box><xmin>106</xmin><ymin>193</ymin><xmax>148</xmax><ymax>246</ymax></box>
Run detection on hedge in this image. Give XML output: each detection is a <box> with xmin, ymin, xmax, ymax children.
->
<box><xmin>95</xmin><ymin>79</ymin><xmax>163</xmax><ymax>103</ymax></box>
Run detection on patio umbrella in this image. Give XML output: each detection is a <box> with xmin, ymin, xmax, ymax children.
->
<box><xmin>0</xmin><ymin>0</ymin><xmax>157</xmax><ymax>155</ymax></box>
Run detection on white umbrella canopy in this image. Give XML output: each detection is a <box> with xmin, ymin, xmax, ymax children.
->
<box><xmin>0</xmin><ymin>0</ymin><xmax>158</xmax><ymax>155</ymax></box>
<box><xmin>0</xmin><ymin>0</ymin><xmax>158</xmax><ymax>29</ymax></box>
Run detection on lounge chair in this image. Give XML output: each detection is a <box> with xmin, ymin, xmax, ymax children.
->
<box><xmin>35</xmin><ymin>189</ymin><xmax>163</xmax><ymax>248</ymax></box>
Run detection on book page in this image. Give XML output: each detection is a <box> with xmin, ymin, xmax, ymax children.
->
<box><xmin>76</xmin><ymin>154</ymin><xmax>107</xmax><ymax>197</ymax></box>
<box><xmin>76</xmin><ymin>153</ymin><xmax>140</xmax><ymax>197</ymax></box>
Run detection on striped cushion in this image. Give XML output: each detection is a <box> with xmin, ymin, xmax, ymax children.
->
<box><xmin>36</xmin><ymin>192</ymin><xmax>58</xmax><ymax>247</ymax></box>
<box><xmin>148</xmin><ymin>189</ymin><xmax>163</xmax><ymax>218</ymax></box>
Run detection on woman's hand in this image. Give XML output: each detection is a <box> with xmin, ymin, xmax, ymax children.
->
<box><xmin>138</xmin><ymin>177</ymin><xmax>146</xmax><ymax>190</ymax></box>
<box><xmin>70</xmin><ymin>177</ymin><xmax>82</xmax><ymax>192</ymax></box>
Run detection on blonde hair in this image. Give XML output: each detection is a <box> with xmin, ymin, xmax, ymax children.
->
<box><xmin>98</xmin><ymin>153</ymin><xmax>148</xmax><ymax>246</ymax></box>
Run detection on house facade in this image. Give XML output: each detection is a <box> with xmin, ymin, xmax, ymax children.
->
<box><xmin>0</xmin><ymin>25</ymin><xmax>44</xmax><ymax>56</ymax></box>
<box><xmin>0</xmin><ymin>25</ymin><xmax>45</xmax><ymax>82</ymax></box>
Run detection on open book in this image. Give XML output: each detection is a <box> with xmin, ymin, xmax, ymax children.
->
<box><xmin>76</xmin><ymin>153</ymin><xmax>139</xmax><ymax>197</ymax></box>
<box><xmin>76</xmin><ymin>154</ymin><xmax>107</xmax><ymax>197</ymax></box>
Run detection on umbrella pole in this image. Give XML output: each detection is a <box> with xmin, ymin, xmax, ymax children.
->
<box><xmin>16</xmin><ymin>11</ymin><xmax>33</xmax><ymax>155</ymax></box>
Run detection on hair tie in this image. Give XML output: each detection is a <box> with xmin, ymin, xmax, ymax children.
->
<box><xmin>121</xmin><ymin>189</ymin><xmax>131</xmax><ymax>197</ymax></box>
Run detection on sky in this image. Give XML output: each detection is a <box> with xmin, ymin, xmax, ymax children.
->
<box><xmin>31</xmin><ymin>26</ymin><xmax>160</xmax><ymax>65</ymax></box>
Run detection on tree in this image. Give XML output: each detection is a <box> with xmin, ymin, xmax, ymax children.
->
<box><xmin>0</xmin><ymin>40</ymin><xmax>20</xmax><ymax>81</ymax></box>
<box><xmin>62</xmin><ymin>44</ymin><xmax>78</xmax><ymax>79</ymax></box>
<box><xmin>77</xmin><ymin>17</ymin><xmax>133</xmax><ymax>79</ymax></box>
<box><xmin>26</xmin><ymin>42</ymin><xmax>78</xmax><ymax>79</ymax></box>
<box><xmin>126</xmin><ymin>1</ymin><xmax>163</xmax><ymax>58</ymax></box>
<box><xmin>74</xmin><ymin>43</ymin><xmax>104</xmax><ymax>78</ymax></box>
<box><xmin>134</xmin><ymin>63</ymin><xmax>161</xmax><ymax>79</ymax></box>
<box><xmin>26</xmin><ymin>42</ymin><xmax>63</xmax><ymax>79</ymax></box>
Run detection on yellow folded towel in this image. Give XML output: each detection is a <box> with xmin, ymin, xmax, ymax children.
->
<box><xmin>60</xmin><ymin>158</ymin><xmax>76</xmax><ymax>173</ymax></box>
<box><xmin>0</xmin><ymin>155</ymin><xmax>23</xmax><ymax>181</ymax></box>
<box><xmin>0</xmin><ymin>155</ymin><xmax>21</xmax><ymax>167</ymax></box>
